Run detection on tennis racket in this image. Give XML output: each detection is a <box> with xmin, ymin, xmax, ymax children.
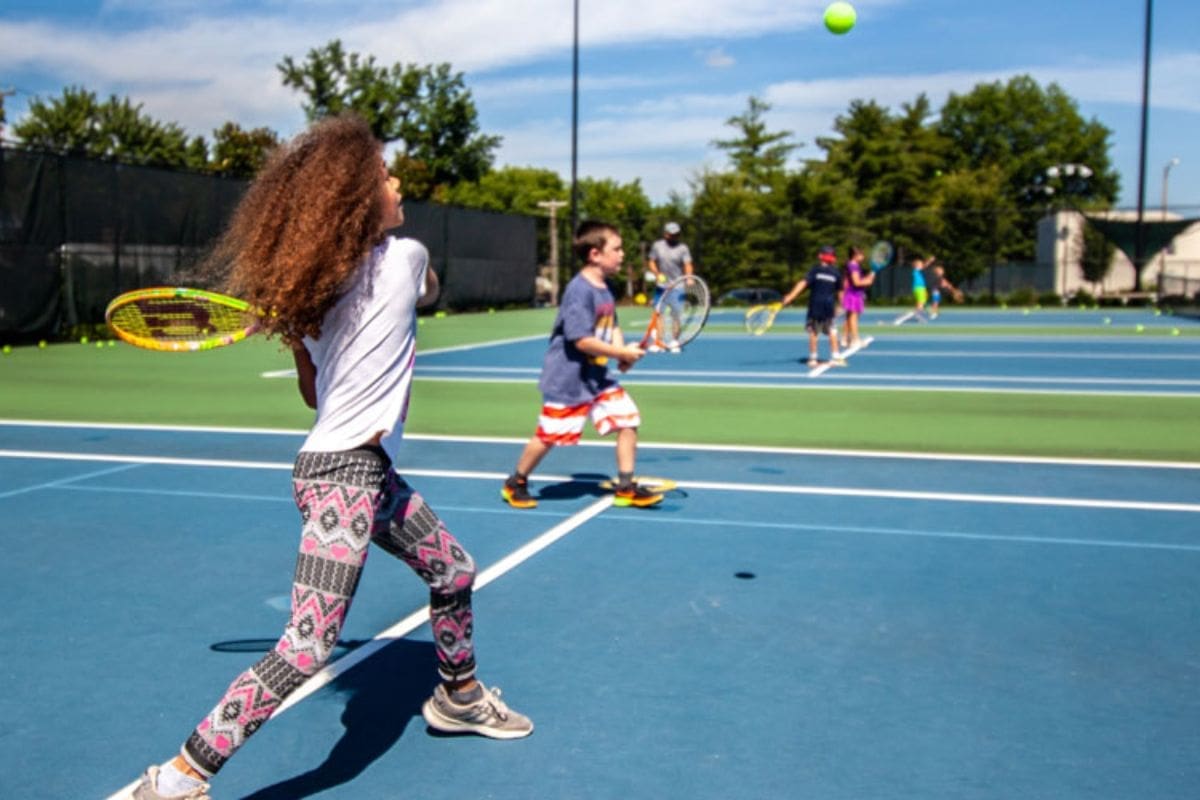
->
<box><xmin>597</xmin><ymin>476</ymin><xmax>678</xmax><ymax>492</ymax></box>
<box><xmin>106</xmin><ymin>287</ymin><xmax>264</xmax><ymax>352</ymax></box>
<box><xmin>744</xmin><ymin>302</ymin><xmax>783</xmax><ymax>335</ymax></box>
<box><xmin>868</xmin><ymin>240</ymin><xmax>894</xmax><ymax>272</ymax></box>
<box><xmin>637</xmin><ymin>274</ymin><xmax>710</xmax><ymax>352</ymax></box>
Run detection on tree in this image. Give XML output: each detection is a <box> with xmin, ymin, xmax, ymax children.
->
<box><xmin>278</xmin><ymin>40</ymin><xmax>500</xmax><ymax>199</ymax></box>
<box><xmin>938</xmin><ymin>75</ymin><xmax>1118</xmax><ymax>258</ymax></box>
<box><xmin>14</xmin><ymin>86</ymin><xmax>195</xmax><ymax>168</ymax></box>
<box><xmin>445</xmin><ymin>166</ymin><xmax>568</xmax><ymax>266</ymax></box>
<box><xmin>210</xmin><ymin>123</ymin><xmax>280</xmax><ymax>178</ymax></box>
<box><xmin>711</xmin><ymin>96</ymin><xmax>798</xmax><ymax>191</ymax></box>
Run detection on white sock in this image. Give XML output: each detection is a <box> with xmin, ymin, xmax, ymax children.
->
<box><xmin>156</xmin><ymin>762</ymin><xmax>205</xmax><ymax>796</ymax></box>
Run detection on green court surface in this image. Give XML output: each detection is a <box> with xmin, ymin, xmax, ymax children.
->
<box><xmin>3</xmin><ymin>306</ymin><xmax>1199</xmax><ymax>463</ymax></box>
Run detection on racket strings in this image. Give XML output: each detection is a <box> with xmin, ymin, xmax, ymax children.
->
<box><xmin>662</xmin><ymin>278</ymin><xmax>710</xmax><ymax>346</ymax></box>
<box><xmin>744</xmin><ymin>305</ymin><xmax>775</xmax><ymax>335</ymax></box>
<box><xmin>112</xmin><ymin>298</ymin><xmax>254</xmax><ymax>341</ymax></box>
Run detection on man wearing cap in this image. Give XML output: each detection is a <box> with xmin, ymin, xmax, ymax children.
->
<box><xmin>645</xmin><ymin>221</ymin><xmax>695</xmax><ymax>353</ymax></box>
<box><xmin>779</xmin><ymin>245</ymin><xmax>845</xmax><ymax>368</ymax></box>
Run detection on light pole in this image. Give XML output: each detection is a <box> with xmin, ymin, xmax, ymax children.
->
<box><xmin>1158</xmin><ymin>157</ymin><xmax>1179</xmax><ymax>279</ymax></box>
<box><xmin>1161</xmin><ymin>157</ymin><xmax>1179</xmax><ymax>220</ymax></box>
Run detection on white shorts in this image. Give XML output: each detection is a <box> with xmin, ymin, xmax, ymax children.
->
<box><xmin>535</xmin><ymin>386</ymin><xmax>641</xmax><ymax>445</ymax></box>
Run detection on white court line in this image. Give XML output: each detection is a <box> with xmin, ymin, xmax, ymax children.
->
<box><xmin>103</xmin><ymin>496</ymin><xmax>613</xmax><ymax>800</ymax></box>
<box><xmin>607</xmin><ymin>513</ymin><xmax>1200</xmax><ymax>553</ymax></box>
<box><xmin>262</xmin><ymin>335</ymin><xmax>546</xmax><ymax>378</ymax></box>
<box><xmin>892</xmin><ymin>310</ymin><xmax>917</xmax><ymax>325</ymax></box>
<box><xmin>4</xmin><ymin>448</ymin><xmax>1197</xmax><ymax>513</ymax></box>
<box><xmin>4</xmin><ymin>419</ymin><xmax>1199</xmax><ymax>469</ymax></box>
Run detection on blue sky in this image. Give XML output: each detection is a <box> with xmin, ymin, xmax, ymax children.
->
<box><xmin>2</xmin><ymin>0</ymin><xmax>1197</xmax><ymax>211</ymax></box>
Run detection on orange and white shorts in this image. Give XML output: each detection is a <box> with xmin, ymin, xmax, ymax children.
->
<box><xmin>535</xmin><ymin>386</ymin><xmax>641</xmax><ymax>445</ymax></box>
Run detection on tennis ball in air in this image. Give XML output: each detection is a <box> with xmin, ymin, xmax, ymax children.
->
<box><xmin>634</xmin><ymin>292</ymin><xmax>647</xmax><ymax>305</ymax></box>
<box><xmin>38</xmin><ymin>340</ymin><xmax>47</xmax><ymax>349</ymax></box>
<box><xmin>823</xmin><ymin>1</ymin><xmax>857</xmax><ymax>34</ymax></box>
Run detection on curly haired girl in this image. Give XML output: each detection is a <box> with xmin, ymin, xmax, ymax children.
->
<box><xmin>131</xmin><ymin>115</ymin><xmax>532</xmax><ymax>800</ymax></box>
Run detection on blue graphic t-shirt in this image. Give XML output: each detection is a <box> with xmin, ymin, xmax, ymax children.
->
<box><xmin>538</xmin><ymin>273</ymin><xmax>619</xmax><ymax>404</ymax></box>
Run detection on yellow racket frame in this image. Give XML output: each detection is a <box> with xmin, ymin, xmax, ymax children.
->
<box><xmin>105</xmin><ymin>287</ymin><xmax>263</xmax><ymax>352</ymax></box>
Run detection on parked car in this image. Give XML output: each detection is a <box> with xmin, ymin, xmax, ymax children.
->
<box><xmin>716</xmin><ymin>287</ymin><xmax>783</xmax><ymax>306</ymax></box>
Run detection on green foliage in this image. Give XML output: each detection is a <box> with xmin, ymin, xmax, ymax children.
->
<box><xmin>1080</xmin><ymin>222</ymin><xmax>1116</xmax><ymax>287</ymax></box>
<box><xmin>211</xmin><ymin>123</ymin><xmax>280</xmax><ymax>178</ymax></box>
<box><xmin>278</xmin><ymin>40</ymin><xmax>500</xmax><ymax>199</ymax></box>
<box><xmin>711</xmin><ymin>96</ymin><xmax>798</xmax><ymax>190</ymax></box>
<box><xmin>445</xmin><ymin>166</ymin><xmax>568</xmax><ymax>265</ymax></box>
<box><xmin>13</xmin><ymin>87</ymin><xmax>195</xmax><ymax>168</ymax></box>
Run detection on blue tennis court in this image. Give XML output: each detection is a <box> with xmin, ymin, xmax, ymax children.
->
<box><xmin>2</xmin><ymin>417</ymin><xmax>1198</xmax><ymax>799</ymax></box>
<box><xmin>413</xmin><ymin>307</ymin><xmax>1200</xmax><ymax>395</ymax></box>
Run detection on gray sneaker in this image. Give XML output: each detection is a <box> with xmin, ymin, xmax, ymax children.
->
<box><xmin>422</xmin><ymin>682</ymin><xmax>534</xmax><ymax>739</ymax></box>
<box><xmin>132</xmin><ymin>766</ymin><xmax>211</xmax><ymax>800</ymax></box>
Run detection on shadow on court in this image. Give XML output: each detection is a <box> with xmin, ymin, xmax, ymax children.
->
<box><xmin>534</xmin><ymin>473</ymin><xmax>611</xmax><ymax>501</ymax></box>
<box><xmin>239</xmin><ymin>639</ymin><xmax>438</xmax><ymax>800</ymax></box>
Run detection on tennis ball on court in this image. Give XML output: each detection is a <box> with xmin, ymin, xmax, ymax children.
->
<box><xmin>80</xmin><ymin>335</ymin><xmax>89</xmax><ymax>344</ymax></box>
<box><xmin>1153</xmin><ymin>309</ymin><xmax>1162</xmax><ymax>316</ymax></box>
<box><xmin>1022</xmin><ymin>308</ymin><xmax>1030</xmax><ymax>316</ymax></box>
<box><xmin>1171</xmin><ymin>327</ymin><xmax>1181</xmax><ymax>336</ymax></box>
<box><xmin>823</xmin><ymin>1</ymin><xmax>857</xmax><ymax>34</ymax></box>
<box><xmin>434</xmin><ymin>310</ymin><xmax>447</xmax><ymax>319</ymax></box>
<box><xmin>1</xmin><ymin>345</ymin><xmax>11</xmax><ymax>355</ymax></box>
<box><xmin>38</xmin><ymin>340</ymin><xmax>47</xmax><ymax>349</ymax></box>
<box><xmin>1000</xmin><ymin>302</ymin><xmax>1008</xmax><ymax>309</ymax></box>
<box><xmin>107</xmin><ymin>339</ymin><xmax>116</xmax><ymax>347</ymax></box>
<box><xmin>1103</xmin><ymin>317</ymin><xmax>1111</xmax><ymax>324</ymax></box>
<box><xmin>1135</xmin><ymin>324</ymin><xmax>1145</xmax><ymax>332</ymax></box>
<box><xmin>96</xmin><ymin>341</ymin><xmax>105</xmax><ymax>349</ymax></box>
<box><xmin>488</xmin><ymin>308</ymin><xmax>496</xmax><ymax>314</ymax></box>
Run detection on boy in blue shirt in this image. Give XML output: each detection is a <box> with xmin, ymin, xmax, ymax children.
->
<box><xmin>502</xmin><ymin>220</ymin><xmax>663</xmax><ymax>509</ymax></box>
<box><xmin>780</xmin><ymin>245</ymin><xmax>846</xmax><ymax>367</ymax></box>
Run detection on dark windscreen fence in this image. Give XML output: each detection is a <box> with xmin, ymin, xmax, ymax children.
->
<box><xmin>1</xmin><ymin>146</ymin><xmax>538</xmax><ymax>337</ymax></box>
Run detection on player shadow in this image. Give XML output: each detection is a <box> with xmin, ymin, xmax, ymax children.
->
<box><xmin>238</xmin><ymin>638</ymin><xmax>439</xmax><ymax>800</ymax></box>
<box><xmin>534</xmin><ymin>472</ymin><xmax>612</xmax><ymax>501</ymax></box>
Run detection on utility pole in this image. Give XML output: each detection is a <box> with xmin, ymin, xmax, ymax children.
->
<box><xmin>537</xmin><ymin>199</ymin><xmax>568</xmax><ymax>306</ymax></box>
<box><xmin>0</xmin><ymin>87</ymin><xmax>16</xmax><ymax>142</ymax></box>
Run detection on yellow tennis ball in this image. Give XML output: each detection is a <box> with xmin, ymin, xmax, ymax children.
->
<box><xmin>634</xmin><ymin>292</ymin><xmax>647</xmax><ymax>305</ymax></box>
<box><xmin>1022</xmin><ymin>308</ymin><xmax>1030</xmax><ymax>316</ymax></box>
<box><xmin>434</xmin><ymin>310</ymin><xmax>447</xmax><ymax>319</ymax></box>
<box><xmin>1103</xmin><ymin>317</ymin><xmax>1111</xmax><ymax>324</ymax></box>
<box><xmin>1171</xmin><ymin>328</ymin><xmax>1181</xmax><ymax>336</ymax></box>
<box><xmin>80</xmin><ymin>336</ymin><xmax>89</xmax><ymax>344</ymax></box>
<box><xmin>1</xmin><ymin>345</ymin><xmax>11</xmax><ymax>355</ymax></box>
<box><xmin>823</xmin><ymin>1</ymin><xmax>856</xmax><ymax>34</ymax></box>
<box><xmin>38</xmin><ymin>340</ymin><xmax>47</xmax><ymax>349</ymax></box>
<box><xmin>95</xmin><ymin>341</ymin><xmax>105</xmax><ymax>349</ymax></box>
<box><xmin>1135</xmin><ymin>324</ymin><xmax>1145</xmax><ymax>332</ymax></box>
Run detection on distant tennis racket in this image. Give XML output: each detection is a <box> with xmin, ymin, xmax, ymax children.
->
<box><xmin>744</xmin><ymin>302</ymin><xmax>783</xmax><ymax>335</ymax></box>
<box><xmin>637</xmin><ymin>275</ymin><xmax>710</xmax><ymax>351</ymax></box>
<box><xmin>106</xmin><ymin>287</ymin><xmax>264</xmax><ymax>352</ymax></box>
<box><xmin>868</xmin><ymin>240</ymin><xmax>894</xmax><ymax>272</ymax></box>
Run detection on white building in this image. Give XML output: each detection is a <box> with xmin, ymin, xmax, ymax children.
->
<box><xmin>1038</xmin><ymin>210</ymin><xmax>1200</xmax><ymax>298</ymax></box>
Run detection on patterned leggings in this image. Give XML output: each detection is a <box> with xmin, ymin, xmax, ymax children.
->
<box><xmin>182</xmin><ymin>446</ymin><xmax>477</xmax><ymax>777</ymax></box>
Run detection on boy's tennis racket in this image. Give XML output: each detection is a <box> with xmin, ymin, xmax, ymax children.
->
<box><xmin>106</xmin><ymin>287</ymin><xmax>264</xmax><ymax>352</ymax></box>
<box><xmin>868</xmin><ymin>240</ymin><xmax>894</xmax><ymax>272</ymax></box>
<box><xmin>597</xmin><ymin>476</ymin><xmax>678</xmax><ymax>492</ymax></box>
<box><xmin>744</xmin><ymin>302</ymin><xmax>783</xmax><ymax>335</ymax></box>
<box><xmin>637</xmin><ymin>275</ymin><xmax>710</xmax><ymax>351</ymax></box>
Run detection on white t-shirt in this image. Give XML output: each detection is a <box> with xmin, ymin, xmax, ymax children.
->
<box><xmin>299</xmin><ymin>235</ymin><xmax>428</xmax><ymax>462</ymax></box>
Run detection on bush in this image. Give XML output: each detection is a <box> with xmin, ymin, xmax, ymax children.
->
<box><xmin>1069</xmin><ymin>290</ymin><xmax>1095</xmax><ymax>307</ymax></box>
<box><xmin>1005</xmin><ymin>287</ymin><xmax>1037</xmax><ymax>306</ymax></box>
<box><xmin>1037</xmin><ymin>292</ymin><xmax>1064</xmax><ymax>307</ymax></box>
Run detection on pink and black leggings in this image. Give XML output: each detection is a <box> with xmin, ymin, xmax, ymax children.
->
<box><xmin>181</xmin><ymin>445</ymin><xmax>477</xmax><ymax>777</ymax></box>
